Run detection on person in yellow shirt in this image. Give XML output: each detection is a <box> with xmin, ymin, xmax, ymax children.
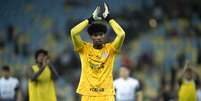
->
<box><xmin>28</xmin><ymin>49</ymin><xmax>58</xmax><ymax>101</ymax></box>
<box><xmin>71</xmin><ymin>2</ymin><xmax>125</xmax><ymax>101</ymax></box>
<box><xmin>178</xmin><ymin>61</ymin><xmax>200</xmax><ymax>101</ymax></box>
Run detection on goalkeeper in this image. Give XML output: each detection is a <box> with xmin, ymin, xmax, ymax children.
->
<box><xmin>71</xmin><ymin>2</ymin><xmax>125</xmax><ymax>101</ymax></box>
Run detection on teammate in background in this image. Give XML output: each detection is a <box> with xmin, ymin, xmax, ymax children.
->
<box><xmin>114</xmin><ymin>66</ymin><xmax>143</xmax><ymax>101</ymax></box>
<box><xmin>71</xmin><ymin>2</ymin><xmax>125</xmax><ymax>101</ymax></box>
<box><xmin>28</xmin><ymin>49</ymin><xmax>58</xmax><ymax>101</ymax></box>
<box><xmin>177</xmin><ymin>61</ymin><xmax>200</xmax><ymax>101</ymax></box>
<box><xmin>0</xmin><ymin>65</ymin><xmax>22</xmax><ymax>101</ymax></box>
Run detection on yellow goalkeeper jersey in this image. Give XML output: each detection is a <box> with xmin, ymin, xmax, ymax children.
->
<box><xmin>76</xmin><ymin>42</ymin><xmax>117</xmax><ymax>96</ymax></box>
<box><xmin>71</xmin><ymin>19</ymin><xmax>125</xmax><ymax>96</ymax></box>
<box><xmin>28</xmin><ymin>65</ymin><xmax>56</xmax><ymax>101</ymax></box>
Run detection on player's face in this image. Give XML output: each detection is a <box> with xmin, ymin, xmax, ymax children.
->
<box><xmin>36</xmin><ymin>53</ymin><xmax>46</xmax><ymax>64</ymax></box>
<box><xmin>2</xmin><ymin>70</ymin><xmax>10</xmax><ymax>78</ymax></box>
<box><xmin>91</xmin><ymin>33</ymin><xmax>105</xmax><ymax>46</ymax></box>
<box><xmin>120</xmin><ymin>67</ymin><xmax>129</xmax><ymax>79</ymax></box>
<box><xmin>184</xmin><ymin>70</ymin><xmax>193</xmax><ymax>80</ymax></box>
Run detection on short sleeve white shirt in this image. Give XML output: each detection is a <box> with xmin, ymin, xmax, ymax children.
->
<box><xmin>0</xmin><ymin>77</ymin><xmax>19</xmax><ymax>99</ymax></box>
<box><xmin>114</xmin><ymin>77</ymin><xmax>140</xmax><ymax>101</ymax></box>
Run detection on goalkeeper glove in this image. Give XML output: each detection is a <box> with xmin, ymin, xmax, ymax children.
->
<box><xmin>102</xmin><ymin>2</ymin><xmax>113</xmax><ymax>22</ymax></box>
<box><xmin>88</xmin><ymin>6</ymin><xmax>102</xmax><ymax>24</ymax></box>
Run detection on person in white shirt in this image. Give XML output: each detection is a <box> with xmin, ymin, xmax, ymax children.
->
<box><xmin>0</xmin><ymin>65</ymin><xmax>22</xmax><ymax>101</ymax></box>
<box><xmin>114</xmin><ymin>66</ymin><xmax>143</xmax><ymax>101</ymax></box>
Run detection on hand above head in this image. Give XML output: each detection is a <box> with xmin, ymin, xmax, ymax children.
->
<box><xmin>102</xmin><ymin>2</ymin><xmax>109</xmax><ymax>19</ymax></box>
<box><xmin>93</xmin><ymin>6</ymin><xmax>102</xmax><ymax>20</ymax></box>
<box><xmin>102</xmin><ymin>2</ymin><xmax>112</xmax><ymax>22</ymax></box>
<box><xmin>88</xmin><ymin>6</ymin><xmax>102</xmax><ymax>24</ymax></box>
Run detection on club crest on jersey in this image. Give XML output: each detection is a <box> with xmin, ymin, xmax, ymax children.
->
<box><xmin>102</xmin><ymin>52</ymin><xmax>109</xmax><ymax>59</ymax></box>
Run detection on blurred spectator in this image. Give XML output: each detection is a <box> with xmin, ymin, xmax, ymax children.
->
<box><xmin>6</xmin><ymin>25</ymin><xmax>20</xmax><ymax>56</ymax></box>
<box><xmin>159</xmin><ymin>82</ymin><xmax>175</xmax><ymax>101</ymax></box>
<box><xmin>6</xmin><ymin>25</ymin><xmax>16</xmax><ymax>43</ymax></box>
<box><xmin>0</xmin><ymin>65</ymin><xmax>22</xmax><ymax>101</ymax></box>
<box><xmin>177</xmin><ymin>51</ymin><xmax>186</xmax><ymax>69</ymax></box>
<box><xmin>0</xmin><ymin>36</ymin><xmax>5</xmax><ymax>51</ymax></box>
<box><xmin>121</xmin><ymin>52</ymin><xmax>133</xmax><ymax>70</ymax></box>
<box><xmin>197</xmin><ymin>44</ymin><xmax>201</xmax><ymax>64</ymax></box>
<box><xmin>64</xmin><ymin>0</ymin><xmax>91</xmax><ymax>7</ymax></box>
<box><xmin>138</xmin><ymin>52</ymin><xmax>153</xmax><ymax>68</ymax></box>
<box><xmin>16</xmin><ymin>32</ymin><xmax>30</xmax><ymax>57</ymax></box>
<box><xmin>56</xmin><ymin>77</ymin><xmax>74</xmax><ymax>101</ymax></box>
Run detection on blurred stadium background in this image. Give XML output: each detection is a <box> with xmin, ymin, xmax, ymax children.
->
<box><xmin>0</xmin><ymin>0</ymin><xmax>201</xmax><ymax>101</ymax></box>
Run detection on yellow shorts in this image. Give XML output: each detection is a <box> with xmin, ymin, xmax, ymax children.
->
<box><xmin>81</xmin><ymin>95</ymin><xmax>115</xmax><ymax>101</ymax></box>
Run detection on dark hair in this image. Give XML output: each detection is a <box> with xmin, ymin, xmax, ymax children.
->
<box><xmin>87</xmin><ymin>23</ymin><xmax>107</xmax><ymax>36</ymax></box>
<box><xmin>35</xmin><ymin>49</ymin><xmax>48</xmax><ymax>59</ymax></box>
<box><xmin>2</xmin><ymin>65</ymin><xmax>10</xmax><ymax>71</ymax></box>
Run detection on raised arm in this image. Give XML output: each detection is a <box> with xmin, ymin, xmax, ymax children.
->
<box><xmin>109</xmin><ymin>19</ymin><xmax>125</xmax><ymax>51</ymax></box>
<box><xmin>102</xmin><ymin>2</ymin><xmax>125</xmax><ymax>51</ymax></box>
<box><xmin>71</xmin><ymin>19</ymin><xmax>89</xmax><ymax>51</ymax></box>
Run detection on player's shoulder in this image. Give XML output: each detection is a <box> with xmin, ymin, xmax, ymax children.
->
<box><xmin>84</xmin><ymin>42</ymin><xmax>93</xmax><ymax>48</ymax></box>
<box><xmin>105</xmin><ymin>43</ymin><xmax>113</xmax><ymax>47</ymax></box>
<box><xmin>0</xmin><ymin>77</ymin><xmax>4</xmax><ymax>81</ymax></box>
<box><xmin>10</xmin><ymin>77</ymin><xmax>18</xmax><ymax>80</ymax></box>
<box><xmin>114</xmin><ymin>78</ymin><xmax>121</xmax><ymax>81</ymax></box>
<box><xmin>9</xmin><ymin>77</ymin><xmax>19</xmax><ymax>83</ymax></box>
<box><xmin>114</xmin><ymin>78</ymin><xmax>122</xmax><ymax>86</ymax></box>
<box><xmin>114</xmin><ymin>78</ymin><xmax>121</xmax><ymax>83</ymax></box>
<box><xmin>105</xmin><ymin>43</ymin><xmax>119</xmax><ymax>53</ymax></box>
<box><xmin>104</xmin><ymin>43</ymin><xmax>116</xmax><ymax>50</ymax></box>
<box><xmin>128</xmin><ymin>77</ymin><xmax>139</xmax><ymax>84</ymax></box>
<box><xmin>84</xmin><ymin>41</ymin><xmax>89</xmax><ymax>45</ymax></box>
<box><xmin>84</xmin><ymin>42</ymin><xmax>91</xmax><ymax>46</ymax></box>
